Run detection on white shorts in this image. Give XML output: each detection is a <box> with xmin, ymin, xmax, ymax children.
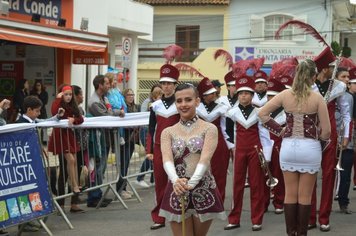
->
<box><xmin>279</xmin><ymin>137</ymin><xmax>322</xmax><ymax>174</ymax></box>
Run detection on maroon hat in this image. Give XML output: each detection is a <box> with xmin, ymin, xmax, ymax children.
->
<box><xmin>224</xmin><ymin>71</ymin><xmax>237</xmax><ymax>85</ymax></box>
<box><xmin>277</xmin><ymin>75</ymin><xmax>293</xmax><ymax>89</ymax></box>
<box><xmin>159</xmin><ymin>64</ymin><xmax>180</xmax><ymax>83</ymax></box>
<box><xmin>254</xmin><ymin>70</ymin><xmax>268</xmax><ymax>83</ymax></box>
<box><xmin>349</xmin><ymin>67</ymin><xmax>356</xmax><ymax>83</ymax></box>
<box><xmin>314</xmin><ymin>47</ymin><xmax>336</xmax><ymax>73</ymax></box>
<box><xmin>235</xmin><ymin>75</ymin><xmax>255</xmax><ymax>93</ymax></box>
<box><xmin>197</xmin><ymin>77</ymin><xmax>217</xmax><ymax>97</ymax></box>
<box><xmin>267</xmin><ymin>79</ymin><xmax>286</xmax><ymax>96</ymax></box>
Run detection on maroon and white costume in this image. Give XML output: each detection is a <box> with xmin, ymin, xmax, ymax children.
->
<box><xmin>196</xmin><ymin>77</ymin><xmax>232</xmax><ymax>202</ymax></box>
<box><xmin>309</xmin><ymin>47</ymin><xmax>351</xmax><ymax>227</ymax></box>
<box><xmin>219</xmin><ymin>71</ymin><xmax>239</xmax><ymax>149</ymax></box>
<box><xmin>264</xmin><ymin>79</ymin><xmax>287</xmax><ymax>211</ymax></box>
<box><xmin>159</xmin><ymin>117</ymin><xmax>226</xmax><ymax>222</ymax></box>
<box><xmin>252</xmin><ymin>70</ymin><xmax>268</xmax><ymax>108</ymax></box>
<box><xmin>226</xmin><ymin>75</ymin><xmax>273</xmax><ymax>227</ymax></box>
<box><xmin>146</xmin><ymin>64</ymin><xmax>180</xmax><ymax>224</ymax></box>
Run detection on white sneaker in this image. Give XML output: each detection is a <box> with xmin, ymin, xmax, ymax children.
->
<box><xmin>135</xmin><ymin>180</ymin><xmax>150</xmax><ymax>188</ymax></box>
<box><xmin>124</xmin><ymin>190</ymin><xmax>133</xmax><ymax>196</ymax></box>
<box><xmin>120</xmin><ymin>191</ymin><xmax>132</xmax><ymax>199</ymax></box>
<box><xmin>274</xmin><ymin>208</ymin><xmax>284</xmax><ymax>214</ymax></box>
<box><xmin>252</xmin><ymin>224</ymin><xmax>262</xmax><ymax>231</ymax></box>
<box><xmin>320</xmin><ymin>224</ymin><xmax>330</xmax><ymax>232</ymax></box>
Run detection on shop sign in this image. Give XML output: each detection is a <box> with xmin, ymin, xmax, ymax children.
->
<box><xmin>8</xmin><ymin>0</ymin><xmax>62</xmax><ymax>20</ymax></box>
<box><xmin>235</xmin><ymin>46</ymin><xmax>323</xmax><ymax>64</ymax></box>
<box><xmin>72</xmin><ymin>50</ymin><xmax>108</xmax><ymax>65</ymax></box>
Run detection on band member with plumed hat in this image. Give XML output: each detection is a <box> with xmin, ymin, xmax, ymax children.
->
<box><xmin>263</xmin><ymin>79</ymin><xmax>287</xmax><ymax>215</ymax></box>
<box><xmin>146</xmin><ymin>45</ymin><xmax>182</xmax><ymax>230</ymax></box>
<box><xmin>252</xmin><ymin>70</ymin><xmax>269</xmax><ymax>108</ymax></box>
<box><xmin>196</xmin><ymin>77</ymin><xmax>232</xmax><ymax>202</ymax></box>
<box><xmin>224</xmin><ymin>73</ymin><xmax>273</xmax><ymax>232</ymax></box>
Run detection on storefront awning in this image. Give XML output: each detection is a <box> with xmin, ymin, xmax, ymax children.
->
<box><xmin>0</xmin><ymin>26</ymin><xmax>107</xmax><ymax>52</ymax></box>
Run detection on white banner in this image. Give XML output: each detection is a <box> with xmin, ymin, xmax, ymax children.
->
<box><xmin>0</xmin><ymin>112</ymin><xmax>150</xmax><ymax>133</ymax></box>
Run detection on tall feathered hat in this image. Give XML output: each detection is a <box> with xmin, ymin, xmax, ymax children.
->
<box><xmin>159</xmin><ymin>45</ymin><xmax>183</xmax><ymax>83</ymax></box>
<box><xmin>270</xmin><ymin>58</ymin><xmax>298</xmax><ymax>80</ymax></box>
<box><xmin>249</xmin><ymin>58</ymin><xmax>267</xmax><ymax>83</ymax></box>
<box><xmin>349</xmin><ymin>67</ymin><xmax>356</xmax><ymax>83</ymax></box>
<box><xmin>267</xmin><ymin>78</ymin><xmax>286</xmax><ymax>96</ymax></box>
<box><xmin>275</xmin><ymin>20</ymin><xmax>335</xmax><ymax>72</ymax></box>
<box><xmin>197</xmin><ymin>77</ymin><xmax>217</xmax><ymax>98</ymax></box>
<box><xmin>213</xmin><ymin>49</ymin><xmax>236</xmax><ymax>85</ymax></box>
<box><xmin>337</xmin><ymin>57</ymin><xmax>356</xmax><ymax>70</ymax></box>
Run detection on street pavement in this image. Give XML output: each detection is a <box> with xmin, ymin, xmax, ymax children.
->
<box><xmin>6</xmin><ymin>170</ymin><xmax>356</xmax><ymax>236</ymax></box>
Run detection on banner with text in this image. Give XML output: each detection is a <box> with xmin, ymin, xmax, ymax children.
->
<box><xmin>0</xmin><ymin>128</ymin><xmax>54</xmax><ymax>228</ymax></box>
<box><xmin>235</xmin><ymin>46</ymin><xmax>323</xmax><ymax>65</ymax></box>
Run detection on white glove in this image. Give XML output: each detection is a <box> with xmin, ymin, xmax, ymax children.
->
<box><xmin>163</xmin><ymin>161</ymin><xmax>179</xmax><ymax>184</ymax></box>
<box><xmin>187</xmin><ymin>163</ymin><xmax>207</xmax><ymax>188</ymax></box>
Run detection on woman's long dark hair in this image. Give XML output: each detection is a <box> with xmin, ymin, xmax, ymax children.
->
<box><xmin>30</xmin><ymin>79</ymin><xmax>46</xmax><ymax>94</ymax></box>
<box><xmin>58</xmin><ymin>84</ymin><xmax>80</xmax><ymax>117</ymax></box>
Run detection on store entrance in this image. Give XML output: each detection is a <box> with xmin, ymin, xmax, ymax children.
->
<box><xmin>0</xmin><ymin>41</ymin><xmax>56</xmax><ymax>124</ymax></box>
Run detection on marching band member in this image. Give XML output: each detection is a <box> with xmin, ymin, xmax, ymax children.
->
<box><xmin>224</xmin><ymin>74</ymin><xmax>273</xmax><ymax>232</ymax></box>
<box><xmin>264</xmin><ymin>79</ymin><xmax>287</xmax><ymax>214</ymax></box>
<box><xmin>252</xmin><ymin>70</ymin><xmax>269</xmax><ymax>108</ymax></box>
<box><xmin>259</xmin><ymin>59</ymin><xmax>331</xmax><ymax>236</ymax></box>
<box><xmin>219</xmin><ymin>71</ymin><xmax>239</xmax><ymax>146</ymax></box>
<box><xmin>146</xmin><ymin>45</ymin><xmax>182</xmax><ymax>230</ymax></box>
<box><xmin>196</xmin><ymin>77</ymin><xmax>232</xmax><ymax>202</ymax></box>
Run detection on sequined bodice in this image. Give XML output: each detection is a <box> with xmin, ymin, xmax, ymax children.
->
<box><xmin>172</xmin><ymin>136</ymin><xmax>204</xmax><ymax>158</ymax></box>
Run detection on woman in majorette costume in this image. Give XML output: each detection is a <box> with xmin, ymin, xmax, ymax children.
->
<box><xmin>259</xmin><ymin>59</ymin><xmax>331</xmax><ymax>236</ymax></box>
<box><xmin>276</xmin><ymin>20</ymin><xmax>351</xmax><ymax>232</ymax></box>
<box><xmin>263</xmin><ymin>58</ymin><xmax>298</xmax><ymax>214</ymax></box>
<box><xmin>159</xmin><ymin>83</ymin><xmax>226</xmax><ymax>236</ymax></box>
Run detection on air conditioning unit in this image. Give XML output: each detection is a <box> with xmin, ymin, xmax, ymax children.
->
<box><xmin>0</xmin><ymin>0</ymin><xmax>9</xmax><ymax>16</ymax></box>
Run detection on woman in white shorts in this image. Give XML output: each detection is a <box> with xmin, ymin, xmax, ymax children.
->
<box><xmin>259</xmin><ymin>59</ymin><xmax>331</xmax><ymax>236</ymax></box>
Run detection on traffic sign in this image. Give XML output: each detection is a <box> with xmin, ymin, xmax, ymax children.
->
<box><xmin>122</xmin><ymin>37</ymin><xmax>132</xmax><ymax>56</ymax></box>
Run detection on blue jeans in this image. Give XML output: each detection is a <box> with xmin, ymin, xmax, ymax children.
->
<box><xmin>337</xmin><ymin>149</ymin><xmax>354</xmax><ymax>207</ymax></box>
<box><xmin>87</xmin><ymin>129</ymin><xmax>110</xmax><ymax>204</ymax></box>
<box><xmin>137</xmin><ymin>159</ymin><xmax>154</xmax><ymax>183</ymax></box>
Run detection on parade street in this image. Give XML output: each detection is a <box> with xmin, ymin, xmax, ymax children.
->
<box><xmin>10</xmin><ymin>171</ymin><xmax>355</xmax><ymax>236</ymax></box>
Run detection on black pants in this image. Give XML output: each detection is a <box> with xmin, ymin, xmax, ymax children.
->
<box><xmin>338</xmin><ymin>149</ymin><xmax>354</xmax><ymax>207</ymax></box>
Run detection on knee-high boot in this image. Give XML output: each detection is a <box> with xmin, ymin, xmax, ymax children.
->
<box><xmin>284</xmin><ymin>203</ymin><xmax>298</xmax><ymax>236</ymax></box>
<box><xmin>297</xmin><ymin>204</ymin><xmax>311</xmax><ymax>236</ymax></box>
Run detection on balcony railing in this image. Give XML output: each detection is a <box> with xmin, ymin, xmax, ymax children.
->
<box><xmin>138</xmin><ymin>47</ymin><xmax>204</xmax><ymax>62</ymax></box>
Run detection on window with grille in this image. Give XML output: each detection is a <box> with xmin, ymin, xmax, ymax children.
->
<box><xmin>264</xmin><ymin>15</ymin><xmax>293</xmax><ymax>40</ymax></box>
<box><xmin>176</xmin><ymin>25</ymin><xmax>200</xmax><ymax>62</ymax></box>
<box><xmin>250</xmin><ymin>14</ymin><xmax>306</xmax><ymax>42</ymax></box>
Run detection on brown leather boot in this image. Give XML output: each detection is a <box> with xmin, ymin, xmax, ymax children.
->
<box><xmin>297</xmin><ymin>204</ymin><xmax>311</xmax><ymax>236</ymax></box>
<box><xmin>284</xmin><ymin>203</ymin><xmax>298</xmax><ymax>236</ymax></box>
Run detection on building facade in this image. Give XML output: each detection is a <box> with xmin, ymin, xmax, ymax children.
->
<box><xmin>0</xmin><ymin>0</ymin><xmax>153</xmax><ymax>114</ymax></box>
<box><xmin>136</xmin><ymin>0</ymin><xmax>337</xmax><ymax>99</ymax></box>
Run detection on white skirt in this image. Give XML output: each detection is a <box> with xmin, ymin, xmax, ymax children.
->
<box><xmin>279</xmin><ymin>137</ymin><xmax>322</xmax><ymax>174</ymax></box>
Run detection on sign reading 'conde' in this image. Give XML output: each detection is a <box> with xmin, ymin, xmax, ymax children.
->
<box><xmin>8</xmin><ymin>0</ymin><xmax>62</xmax><ymax>20</ymax></box>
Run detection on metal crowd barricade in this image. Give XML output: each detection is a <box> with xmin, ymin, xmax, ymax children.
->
<box><xmin>36</xmin><ymin>112</ymin><xmax>150</xmax><ymax>230</ymax></box>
